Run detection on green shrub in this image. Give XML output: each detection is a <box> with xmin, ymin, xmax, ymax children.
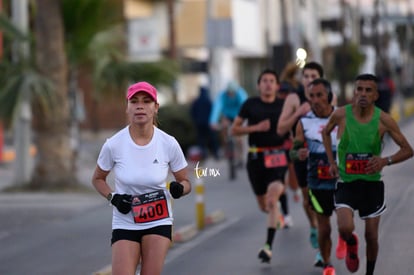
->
<box><xmin>157</xmin><ymin>104</ymin><xmax>196</xmax><ymax>156</ymax></box>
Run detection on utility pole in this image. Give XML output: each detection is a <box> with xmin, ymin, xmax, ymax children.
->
<box><xmin>280</xmin><ymin>0</ymin><xmax>291</xmax><ymax>68</ymax></box>
<box><xmin>206</xmin><ymin>0</ymin><xmax>230</xmax><ymax>100</ymax></box>
<box><xmin>373</xmin><ymin>0</ymin><xmax>383</xmax><ymax>69</ymax></box>
<box><xmin>338</xmin><ymin>0</ymin><xmax>348</xmax><ymax>106</ymax></box>
<box><xmin>166</xmin><ymin>0</ymin><xmax>178</xmax><ymax>103</ymax></box>
<box><xmin>207</xmin><ymin>0</ymin><xmax>220</xmax><ymax>99</ymax></box>
<box><xmin>167</xmin><ymin>0</ymin><xmax>176</xmax><ymax>60</ymax></box>
<box><xmin>0</xmin><ymin>0</ymin><xmax>4</xmax><ymax>163</ymax></box>
<box><xmin>12</xmin><ymin>0</ymin><xmax>32</xmax><ymax>184</ymax></box>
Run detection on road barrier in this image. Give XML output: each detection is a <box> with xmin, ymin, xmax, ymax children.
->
<box><xmin>194</xmin><ymin>176</ymin><xmax>205</xmax><ymax>230</ymax></box>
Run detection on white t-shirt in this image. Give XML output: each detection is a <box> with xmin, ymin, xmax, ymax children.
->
<box><xmin>97</xmin><ymin>126</ymin><xmax>187</xmax><ymax>230</ymax></box>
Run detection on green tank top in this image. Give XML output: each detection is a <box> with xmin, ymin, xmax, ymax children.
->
<box><xmin>338</xmin><ymin>105</ymin><xmax>382</xmax><ymax>182</ymax></box>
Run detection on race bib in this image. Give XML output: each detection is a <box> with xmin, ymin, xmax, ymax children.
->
<box><xmin>345</xmin><ymin>153</ymin><xmax>372</xmax><ymax>174</ymax></box>
<box><xmin>131</xmin><ymin>190</ymin><xmax>169</xmax><ymax>223</ymax></box>
<box><xmin>317</xmin><ymin>165</ymin><xmax>334</xmax><ymax>179</ymax></box>
<box><xmin>264</xmin><ymin>150</ymin><xmax>288</xmax><ymax>168</ymax></box>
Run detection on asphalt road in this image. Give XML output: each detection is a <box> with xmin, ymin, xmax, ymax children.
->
<box><xmin>0</xmin><ymin>119</ymin><xmax>414</xmax><ymax>275</ymax></box>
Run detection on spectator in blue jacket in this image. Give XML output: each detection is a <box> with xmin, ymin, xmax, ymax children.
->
<box><xmin>190</xmin><ymin>86</ymin><xmax>219</xmax><ymax>159</ymax></box>
<box><xmin>209</xmin><ymin>81</ymin><xmax>248</xmax><ymax>128</ymax></box>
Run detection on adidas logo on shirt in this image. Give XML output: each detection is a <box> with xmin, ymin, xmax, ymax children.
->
<box><xmin>153</xmin><ymin>159</ymin><xmax>159</xmax><ymax>164</ymax></box>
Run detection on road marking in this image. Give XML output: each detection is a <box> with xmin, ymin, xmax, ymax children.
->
<box><xmin>165</xmin><ymin>216</ymin><xmax>240</xmax><ymax>264</ymax></box>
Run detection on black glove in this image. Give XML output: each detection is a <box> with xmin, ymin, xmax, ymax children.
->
<box><xmin>169</xmin><ymin>181</ymin><xmax>184</xmax><ymax>199</ymax></box>
<box><xmin>111</xmin><ymin>194</ymin><xmax>132</xmax><ymax>214</ymax></box>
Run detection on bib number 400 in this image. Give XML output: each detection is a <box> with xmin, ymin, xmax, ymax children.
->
<box><xmin>131</xmin><ymin>191</ymin><xmax>169</xmax><ymax>223</ymax></box>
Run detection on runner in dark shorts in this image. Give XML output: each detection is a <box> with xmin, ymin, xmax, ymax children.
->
<box><xmin>291</xmin><ymin>78</ymin><xmax>341</xmax><ymax>273</ymax></box>
<box><xmin>232</xmin><ymin>69</ymin><xmax>290</xmax><ymax>264</ymax></box>
<box><xmin>322</xmin><ymin>73</ymin><xmax>413</xmax><ymax>274</ymax></box>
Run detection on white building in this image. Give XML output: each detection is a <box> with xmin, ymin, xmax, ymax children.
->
<box><xmin>123</xmin><ymin>0</ymin><xmax>413</xmax><ymax>104</ymax></box>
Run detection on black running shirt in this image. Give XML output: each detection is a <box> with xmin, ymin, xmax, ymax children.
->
<box><xmin>238</xmin><ymin>96</ymin><xmax>289</xmax><ymax>147</ymax></box>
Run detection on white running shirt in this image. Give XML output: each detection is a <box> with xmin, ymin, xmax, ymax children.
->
<box><xmin>97</xmin><ymin>126</ymin><xmax>187</xmax><ymax>230</ymax></box>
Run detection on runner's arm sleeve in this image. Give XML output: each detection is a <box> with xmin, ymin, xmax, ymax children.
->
<box><xmin>289</xmin><ymin>140</ymin><xmax>305</xmax><ymax>161</ymax></box>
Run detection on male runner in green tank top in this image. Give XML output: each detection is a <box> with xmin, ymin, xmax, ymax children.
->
<box><xmin>321</xmin><ymin>74</ymin><xmax>413</xmax><ymax>275</ymax></box>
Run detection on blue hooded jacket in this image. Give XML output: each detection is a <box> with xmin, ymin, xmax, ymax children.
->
<box><xmin>209</xmin><ymin>82</ymin><xmax>248</xmax><ymax>124</ymax></box>
<box><xmin>191</xmin><ymin>86</ymin><xmax>212</xmax><ymax>126</ymax></box>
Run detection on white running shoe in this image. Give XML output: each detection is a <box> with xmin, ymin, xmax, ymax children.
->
<box><xmin>283</xmin><ymin>215</ymin><xmax>293</xmax><ymax>228</ymax></box>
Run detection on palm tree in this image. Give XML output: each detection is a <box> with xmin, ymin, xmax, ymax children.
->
<box><xmin>61</xmin><ymin>0</ymin><xmax>177</xmax><ymax>173</ymax></box>
<box><xmin>0</xmin><ymin>0</ymin><xmax>178</xmax><ymax>190</ymax></box>
<box><xmin>31</xmin><ymin>0</ymin><xmax>71</xmax><ymax>189</ymax></box>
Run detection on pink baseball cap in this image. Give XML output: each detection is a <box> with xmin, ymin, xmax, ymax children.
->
<box><xmin>126</xmin><ymin>81</ymin><xmax>158</xmax><ymax>102</ymax></box>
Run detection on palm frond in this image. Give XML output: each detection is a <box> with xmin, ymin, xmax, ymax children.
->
<box><xmin>92</xmin><ymin>59</ymin><xmax>179</xmax><ymax>99</ymax></box>
<box><xmin>0</xmin><ymin>13</ymin><xmax>29</xmax><ymax>41</ymax></box>
<box><xmin>0</xmin><ymin>75</ymin><xmax>22</xmax><ymax>122</ymax></box>
<box><xmin>62</xmin><ymin>0</ymin><xmax>123</xmax><ymax>64</ymax></box>
<box><xmin>84</xmin><ymin>23</ymin><xmax>179</xmax><ymax>98</ymax></box>
<box><xmin>0</xmin><ymin>61</ymin><xmax>54</xmax><ymax>125</ymax></box>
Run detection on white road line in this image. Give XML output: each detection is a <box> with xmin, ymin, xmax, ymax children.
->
<box><xmin>165</xmin><ymin>216</ymin><xmax>241</xmax><ymax>264</ymax></box>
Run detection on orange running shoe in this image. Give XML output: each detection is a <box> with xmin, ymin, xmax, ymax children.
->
<box><xmin>323</xmin><ymin>265</ymin><xmax>336</xmax><ymax>275</ymax></box>
<box><xmin>322</xmin><ymin>265</ymin><xmax>335</xmax><ymax>275</ymax></box>
<box><xmin>336</xmin><ymin>236</ymin><xmax>346</xmax><ymax>259</ymax></box>
<box><xmin>345</xmin><ymin>233</ymin><xmax>359</xmax><ymax>273</ymax></box>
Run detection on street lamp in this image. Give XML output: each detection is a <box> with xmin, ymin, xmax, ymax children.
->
<box><xmin>296</xmin><ymin>47</ymin><xmax>307</xmax><ymax>67</ymax></box>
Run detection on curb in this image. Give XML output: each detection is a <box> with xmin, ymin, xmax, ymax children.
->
<box><xmin>173</xmin><ymin>209</ymin><xmax>226</xmax><ymax>243</ymax></box>
<box><xmin>172</xmin><ymin>224</ymin><xmax>198</xmax><ymax>243</ymax></box>
<box><xmin>204</xmin><ymin>209</ymin><xmax>226</xmax><ymax>226</ymax></box>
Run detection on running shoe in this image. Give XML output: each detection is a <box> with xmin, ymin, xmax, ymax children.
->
<box><xmin>283</xmin><ymin>215</ymin><xmax>293</xmax><ymax>228</ymax></box>
<box><xmin>345</xmin><ymin>233</ymin><xmax>359</xmax><ymax>272</ymax></box>
<box><xmin>314</xmin><ymin>251</ymin><xmax>324</xmax><ymax>268</ymax></box>
<box><xmin>258</xmin><ymin>244</ymin><xmax>272</xmax><ymax>263</ymax></box>
<box><xmin>336</xmin><ymin>236</ymin><xmax>346</xmax><ymax>259</ymax></box>
<box><xmin>310</xmin><ymin>227</ymin><xmax>319</xmax><ymax>249</ymax></box>
<box><xmin>323</xmin><ymin>265</ymin><xmax>336</xmax><ymax>275</ymax></box>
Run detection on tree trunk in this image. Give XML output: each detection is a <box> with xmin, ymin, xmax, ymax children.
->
<box><xmin>31</xmin><ymin>0</ymin><xmax>75</xmax><ymax>189</ymax></box>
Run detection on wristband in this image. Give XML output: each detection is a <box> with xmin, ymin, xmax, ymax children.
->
<box><xmin>387</xmin><ymin>156</ymin><xmax>392</xmax><ymax>166</ymax></box>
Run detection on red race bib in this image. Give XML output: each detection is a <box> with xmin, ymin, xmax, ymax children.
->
<box><xmin>131</xmin><ymin>190</ymin><xmax>169</xmax><ymax>223</ymax></box>
<box><xmin>345</xmin><ymin>153</ymin><xmax>372</xmax><ymax>174</ymax></box>
<box><xmin>317</xmin><ymin>165</ymin><xmax>334</xmax><ymax>179</ymax></box>
<box><xmin>264</xmin><ymin>150</ymin><xmax>288</xmax><ymax>168</ymax></box>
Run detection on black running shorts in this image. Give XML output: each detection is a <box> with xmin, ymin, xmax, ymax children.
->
<box><xmin>309</xmin><ymin>189</ymin><xmax>335</xmax><ymax>216</ymax></box>
<box><xmin>247</xmin><ymin>152</ymin><xmax>288</xmax><ymax>196</ymax></box>
<box><xmin>334</xmin><ymin>180</ymin><xmax>386</xmax><ymax>218</ymax></box>
<box><xmin>111</xmin><ymin>225</ymin><xmax>172</xmax><ymax>245</ymax></box>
